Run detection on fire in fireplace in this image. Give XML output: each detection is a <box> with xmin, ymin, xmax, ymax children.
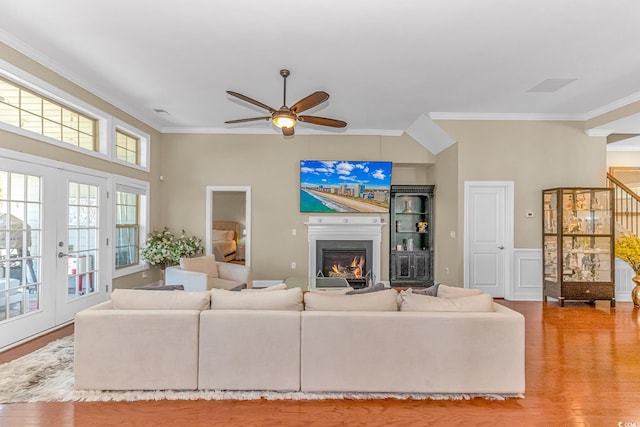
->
<box><xmin>327</xmin><ymin>252</ymin><xmax>365</xmax><ymax>280</ymax></box>
<box><xmin>316</xmin><ymin>240</ymin><xmax>373</xmax><ymax>287</ymax></box>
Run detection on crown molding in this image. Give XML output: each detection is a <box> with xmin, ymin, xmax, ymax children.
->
<box><xmin>584</xmin><ymin>129</ymin><xmax>613</xmax><ymax>137</ymax></box>
<box><xmin>160</xmin><ymin>126</ymin><xmax>404</xmax><ymax>136</ymax></box>
<box><xmin>584</xmin><ymin>91</ymin><xmax>640</xmax><ymax>120</ymax></box>
<box><xmin>428</xmin><ymin>112</ymin><xmax>584</xmax><ymax>121</ymax></box>
<box><xmin>606</xmin><ymin>144</ymin><xmax>640</xmax><ymax>152</ymax></box>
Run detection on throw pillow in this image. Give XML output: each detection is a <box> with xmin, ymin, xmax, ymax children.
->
<box><xmin>407</xmin><ymin>284</ymin><xmax>439</xmax><ymax>297</ymax></box>
<box><xmin>303</xmin><ymin>289</ymin><xmax>399</xmax><ymax>311</ymax></box>
<box><xmin>133</xmin><ymin>284</ymin><xmax>185</xmax><ymax>291</ymax></box>
<box><xmin>229</xmin><ymin>283</ymin><xmax>247</xmax><ymax>291</ymax></box>
<box><xmin>111</xmin><ymin>289</ymin><xmax>211</xmax><ymax>310</ymax></box>
<box><xmin>309</xmin><ymin>287</ymin><xmax>354</xmax><ymax>294</ymax></box>
<box><xmin>210</xmin><ymin>287</ymin><xmax>303</xmax><ymax>311</ymax></box>
<box><xmin>180</xmin><ymin>255</ymin><xmax>219</xmax><ymax>278</ymax></box>
<box><xmin>345</xmin><ymin>282</ymin><xmax>386</xmax><ymax>295</ymax></box>
<box><xmin>399</xmin><ymin>292</ymin><xmax>494</xmax><ymax>312</ymax></box>
<box><xmin>212</xmin><ymin>229</ymin><xmax>234</xmax><ymax>241</ymax></box>
<box><xmin>241</xmin><ymin>283</ymin><xmax>288</xmax><ymax>292</ymax></box>
<box><xmin>436</xmin><ymin>284</ymin><xmax>482</xmax><ymax>298</ymax></box>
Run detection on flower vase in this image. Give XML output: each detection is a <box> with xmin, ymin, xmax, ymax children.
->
<box><xmin>632</xmin><ymin>274</ymin><xmax>640</xmax><ymax>308</ymax></box>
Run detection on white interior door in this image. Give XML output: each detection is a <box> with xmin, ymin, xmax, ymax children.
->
<box><xmin>55</xmin><ymin>171</ymin><xmax>109</xmax><ymax>324</ymax></box>
<box><xmin>464</xmin><ymin>181</ymin><xmax>513</xmax><ymax>298</ymax></box>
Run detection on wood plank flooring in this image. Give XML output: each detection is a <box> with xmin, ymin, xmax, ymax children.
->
<box><xmin>1</xmin><ymin>301</ymin><xmax>639</xmax><ymax>426</ymax></box>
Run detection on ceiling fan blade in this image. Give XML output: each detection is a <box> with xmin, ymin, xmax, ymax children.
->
<box><xmin>290</xmin><ymin>91</ymin><xmax>329</xmax><ymax>114</ymax></box>
<box><xmin>298</xmin><ymin>115</ymin><xmax>347</xmax><ymax>128</ymax></box>
<box><xmin>282</xmin><ymin>126</ymin><xmax>295</xmax><ymax>136</ymax></box>
<box><xmin>224</xmin><ymin>117</ymin><xmax>271</xmax><ymax>124</ymax></box>
<box><xmin>227</xmin><ymin>91</ymin><xmax>276</xmax><ymax>113</ymax></box>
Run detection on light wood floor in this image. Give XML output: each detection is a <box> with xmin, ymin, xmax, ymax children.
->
<box><xmin>1</xmin><ymin>300</ymin><xmax>639</xmax><ymax>426</ymax></box>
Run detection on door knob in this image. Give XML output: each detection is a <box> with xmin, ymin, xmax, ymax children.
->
<box><xmin>497</xmin><ymin>246</ymin><xmax>505</xmax><ymax>250</ymax></box>
<box><xmin>58</xmin><ymin>252</ymin><xmax>69</xmax><ymax>258</ymax></box>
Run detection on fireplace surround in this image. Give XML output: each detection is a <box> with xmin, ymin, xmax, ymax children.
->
<box><xmin>306</xmin><ymin>216</ymin><xmax>385</xmax><ymax>287</ymax></box>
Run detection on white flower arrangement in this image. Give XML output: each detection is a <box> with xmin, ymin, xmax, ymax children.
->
<box><xmin>140</xmin><ymin>227</ymin><xmax>204</xmax><ymax>268</ymax></box>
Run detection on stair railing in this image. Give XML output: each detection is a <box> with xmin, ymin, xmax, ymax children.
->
<box><xmin>607</xmin><ymin>172</ymin><xmax>640</xmax><ymax>237</ymax></box>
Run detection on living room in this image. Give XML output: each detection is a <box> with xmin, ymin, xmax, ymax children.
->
<box><xmin>2</xmin><ymin>1</ymin><xmax>640</xmax><ymax>425</ymax></box>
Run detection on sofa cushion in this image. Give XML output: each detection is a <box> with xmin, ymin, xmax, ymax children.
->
<box><xmin>180</xmin><ymin>255</ymin><xmax>219</xmax><ymax>278</ymax></box>
<box><xmin>407</xmin><ymin>284</ymin><xmax>439</xmax><ymax>296</ymax></box>
<box><xmin>210</xmin><ymin>287</ymin><xmax>303</xmax><ymax>311</ymax></box>
<box><xmin>345</xmin><ymin>282</ymin><xmax>386</xmax><ymax>295</ymax></box>
<box><xmin>110</xmin><ymin>288</ymin><xmax>211</xmax><ymax>310</ymax></box>
<box><xmin>436</xmin><ymin>284</ymin><xmax>482</xmax><ymax>298</ymax></box>
<box><xmin>399</xmin><ymin>291</ymin><xmax>494</xmax><ymax>312</ymax></box>
<box><xmin>304</xmin><ymin>289</ymin><xmax>398</xmax><ymax>312</ymax></box>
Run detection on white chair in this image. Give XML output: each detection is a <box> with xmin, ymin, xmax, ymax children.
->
<box><xmin>165</xmin><ymin>255</ymin><xmax>252</xmax><ymax>291</ymax></box>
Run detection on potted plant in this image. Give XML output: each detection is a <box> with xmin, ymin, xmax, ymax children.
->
<box><xmin>141</xmin><ymin>228</ymin><xmax>204</xmax><ymax>272</ymax></box>
<box><xmin>615</xmin><ymin>233</ymin><xmax>640</xmax><ymax>307</ymax></box>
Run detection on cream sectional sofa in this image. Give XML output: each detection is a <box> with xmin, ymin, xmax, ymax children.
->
<box><xmin>74</xmin><ymin>285</ymin><xmax>525</xmax><ymax>395</ymax></box>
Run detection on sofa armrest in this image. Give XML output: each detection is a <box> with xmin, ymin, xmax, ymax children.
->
<box><xmin>165</xmin><ymin>266</ymin><xmax>208</xmax><ymax>291</ymax></box>
<box><xmin>216</xmin><ymin>262</ymin><xmax>252</xmax><ymax>288</ymax></box>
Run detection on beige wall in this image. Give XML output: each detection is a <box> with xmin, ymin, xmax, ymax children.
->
<box><xmin>607</xmin><ymin>150</ymin><xmax>640</xmax><ymax>168</ymax></box>
<box><xmin>212</xmin><ymin>192</ymin><xmax>246</xmax><ymax>226</ymax></box>
<box><xmin>159</xmin><ymin>133</ymin><xmax>433</xmax><ymax>281</ymax></box>
<box><xmin>432</xmin><ymin>143</ymin><xmax>460</xmax><ymax>285</ymax></box>
<box><xmin>438</xmin><ymin>120</ymin><xmax>607</xmax><ymax>250</ymax></box>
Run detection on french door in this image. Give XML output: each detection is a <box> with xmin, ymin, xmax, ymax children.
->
<box><xmin>55</xmin><ymin>171</ymin><xmax>109</xmax><ymax>324</ymax></box>
<box><xmin>0</xmin><ymin>158</ymin><xmax>109</xmax><ymax>349</ymax></box>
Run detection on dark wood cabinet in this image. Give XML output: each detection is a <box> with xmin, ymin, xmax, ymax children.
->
<box><xmin>542</xmin><ymin>187</ymin><xmax>615</xmax><ymax>307</ymax></box>
<box><xmin>390</xmin><ymin>185</ymin><xmax>434</xmax><ymax>287</ymax></box>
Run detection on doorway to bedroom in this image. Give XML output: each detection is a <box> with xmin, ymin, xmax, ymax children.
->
<box><xmin>205</xmin><ymin>186</ymin><xmax>251</xmax><ymax>267</ymax></box>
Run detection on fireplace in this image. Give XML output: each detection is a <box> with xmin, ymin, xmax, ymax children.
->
<box><xmin>316</xmin><ymin>240</ymin><xmax>373</xmax><ymax>287</ymax></box>
<box><xmin>306</xmin><ymin>216</ymin><xmax>384</xmax><ymax>288</ymax></box>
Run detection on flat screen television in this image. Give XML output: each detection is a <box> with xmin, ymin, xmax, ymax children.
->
<box><xmin>300</xmin><ymin>160</ymin><xmax>392</xmax><ymax>213</ymax></box>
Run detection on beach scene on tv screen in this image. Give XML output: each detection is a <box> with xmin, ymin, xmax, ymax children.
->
<box><xmin>300</xmin><ymin>160</ymin><xmax>392</xmax><ymax>213</ymax></box>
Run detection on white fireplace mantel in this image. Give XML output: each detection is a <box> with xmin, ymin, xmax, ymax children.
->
<box><xmin>306</xmin><ymin>216</ymin><xmax>386</xmax><ymax>281</ymax></box>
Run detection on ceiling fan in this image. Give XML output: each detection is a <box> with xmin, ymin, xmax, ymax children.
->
<box><xmin>225</xmin><ymin>69</ymin><xmax>347</xmax><ymax>136</ymax></box>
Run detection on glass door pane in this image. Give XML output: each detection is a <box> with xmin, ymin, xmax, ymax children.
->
<box><xmin>0</xmin><ymin>171</ymin><xmax>42</xmax><ymax>322</ymax></box>
<box><xmin>66</xmin><ymin>181</ymin><xmax>99</xmax><ymax>300</ymax></box>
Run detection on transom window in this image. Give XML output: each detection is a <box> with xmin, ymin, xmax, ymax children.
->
<box><xmin>0</xmin><ymin>76</ymin><xmax>97</xmax><ymax>151</ymax></box>
<box><xmin>115</xmin><ymin>130</ymin><xmax>140</xmax><ymax>166</ymax></box>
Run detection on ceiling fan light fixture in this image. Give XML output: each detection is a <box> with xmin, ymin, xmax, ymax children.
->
<box><xmin>272</xmin><ymin>113</ymin><xmax>296</xmax><ymax>129</ymax></box>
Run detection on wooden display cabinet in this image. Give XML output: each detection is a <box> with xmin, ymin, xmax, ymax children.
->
<box><xmin>390</xmin><ymin>185</ymin><xmax>434</xmax><ymax>287</ymax></box>
<box><xmin>542</xmin><ymin>187</ymin><xmax>615</xmax><ymax>307</ymax></box>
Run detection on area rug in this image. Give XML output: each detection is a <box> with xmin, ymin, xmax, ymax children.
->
<box><xmin>0</xmin><ymin>336</ymin><xmax>522</xmax><ymax>403</ymax></box>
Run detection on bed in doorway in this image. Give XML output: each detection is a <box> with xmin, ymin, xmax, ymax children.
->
<box><xmin>212</xmin><ymin>221</ymin><xmax>239</xmax><ymax>262</ymax></box>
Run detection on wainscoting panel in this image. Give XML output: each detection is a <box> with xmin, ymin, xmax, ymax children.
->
<box><xmin>511</xmin><ymin>249</ymin><xmax>543</xmax><ymax>301</ymax></box>
<box><xmin>615</xmin><ymin>259</ymin><xmax>633</xmax><ymax>303</ymax></box>
<box><xmin>510</xmin><ymin>250</ymin><xmax>634</xmax><ymax>302</ymax></box>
